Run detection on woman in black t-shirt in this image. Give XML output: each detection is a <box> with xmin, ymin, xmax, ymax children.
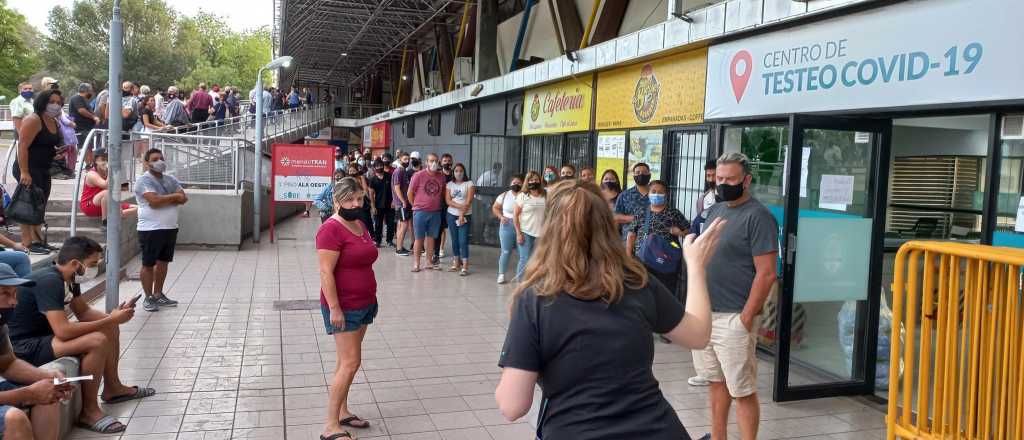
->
<box><xmin>495</xmin><ymin>179</ymin><xmax>725</xmax><ymax>440</ymax></box>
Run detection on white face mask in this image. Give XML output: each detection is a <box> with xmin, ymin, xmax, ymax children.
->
<box><xmin>45</xmin><ymin>103</ymin><xmax>62</xmax><ymax>118</ymax></box>
<box><xmin>454</xmin><ymin>172</ymin><xmax>464</xmax><ymax>180</ymax></box>
<box><xmin>150</xmin><ymin>159</ymin><xmax>167</xmax><ymax>173</ymax></box>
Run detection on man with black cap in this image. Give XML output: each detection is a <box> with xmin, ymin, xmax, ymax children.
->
<box><xmin>0</xmin><ymin>262</ymin><xmax>68</xmax><ymax>440</ymax></box>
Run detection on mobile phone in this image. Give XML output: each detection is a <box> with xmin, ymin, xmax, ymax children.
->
<box><xmin>127</xmin><ymin>294</ymin><xmax>143</xmax><ymax>307</ymax></box>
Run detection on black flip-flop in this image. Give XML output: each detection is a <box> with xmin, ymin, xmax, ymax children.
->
<box><xmin>340</xmin><ymin>415</ymin><xmax>370</xmax><ymax>428</ymax></box>
<box><xmin>320</xmin><ymin>431</ymin><xmax>352</xmax><ymax>440</ymax></box>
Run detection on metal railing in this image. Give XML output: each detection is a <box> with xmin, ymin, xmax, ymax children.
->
<box><xmin>888</xmin><ymin>241</ymin><xmax>1024</xmax><ymax>439</ymax></box>
<box><xmin>56</xmin><ymin>103</ymin><xmax>328</xmax><ymax>236</ymax></box>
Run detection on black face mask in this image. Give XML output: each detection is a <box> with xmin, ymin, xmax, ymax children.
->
<box><xmin>527</xmin><ymin>182</ymin><xmax>541</xmax><ymax>191</ymax></box>
<box><xmin>634</xmin><ymin>174</ymin><xmax>651</xmax><ymax>187</ymax></box>
<box><xmin>716</xmin><ymin>182</ymin><xmax>745</xmax><ymax>202</ymax></box>
<box><xmin>510</xmin><ymin>184</ymin><xmax>522</xmax><ymax>192</ymax></box>
<box><xmin>338</xmin><ymin>207</ymin><xmax>362</xmax><ymax>221</ymax></box>
<box><xmin>122</xmin><ymin>90</ymin><xmax>132</xmax><ymax>97</ymax></box>
<box><xmin>442</xmin><ymin>163</ymin><xmax>452</xmax><ymax>170</ymax></box>
<box><xmin>410</xmin><ymin>158</ymin><xmax>421</xmax><ymax>168</ymax></box>
<box><xmin>561</xmin><ymin>175</ymin><xmax>573</xmax><ymax>180</ymax></box>
<box><xmin>0</xmin><ymin>308</ymin><xmax>12</xmax><ymax>327</ymax></box>
<box><xmin>374</xmin><ymin>167</ymin><xmax>384</xmax><ymax>173</ymax></box>
<box><xmin>603</xmin><ymin>181</ymin><xmax>621</xmax><ymax>193</ymax></box>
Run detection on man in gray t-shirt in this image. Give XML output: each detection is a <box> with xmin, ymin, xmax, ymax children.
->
<box><xmin>694</xmin><ymin>152</ymin><xmax>778</xmax><ymax>440</ymax></box>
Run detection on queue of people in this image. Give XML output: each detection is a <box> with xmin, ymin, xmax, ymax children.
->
<box><xmin>315</xmin><ymin>148</ymin><xmax>776</xmax><ymax>440</ymax></box>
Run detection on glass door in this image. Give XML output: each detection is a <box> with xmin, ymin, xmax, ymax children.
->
<box><xmin>774</xmin><ymin>114</ymin><xmax>892</xmax><ymax>401</ymax></box>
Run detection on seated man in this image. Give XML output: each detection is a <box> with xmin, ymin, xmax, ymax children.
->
<box><xmin>8</xmin><ymin>237</ymin><xmax>153</xmax><ymax>434</ymax></box>
<box><xmin>0</xmin><ymin>262</ymin><xmax>70</xmax><ymax>440</ymax></box>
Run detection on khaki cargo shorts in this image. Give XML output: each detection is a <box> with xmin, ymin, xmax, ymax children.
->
<box><xmin>692</xmin><ymin>312</ymin><xmax>760</xmax><ymax>398</ymax></box>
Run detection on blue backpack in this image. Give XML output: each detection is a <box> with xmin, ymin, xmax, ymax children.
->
<box><xmin>638</xmin><ymin>210</ymin><xmax>683</xmax><ymax>274</ymax></box>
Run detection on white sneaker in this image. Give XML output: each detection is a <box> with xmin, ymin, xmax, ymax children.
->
<box><xmin>497</xmin><ymin>274</ymin><xmax>506</xmax><ymax>284</ymax></box>
<box><xmin>687</xmin><ymin>375</ymin><xmax>710</xmax><ymax>386</ymax></box>
<box><xmin>439</xmin><ymin>249</ymin><xmax>447</xmax><ymax>258</ymax></box>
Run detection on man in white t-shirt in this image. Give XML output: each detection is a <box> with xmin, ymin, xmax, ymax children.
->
<box><xmin>134</xmin><ymin>148</ymin><xmax>188</xmax><ymax>313</ymax></box>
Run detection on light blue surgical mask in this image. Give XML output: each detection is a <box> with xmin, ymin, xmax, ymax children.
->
<box><xmin>648</xmin><ymin>193</ymin><xmax>666</xmax><ymax>206</ymax></box>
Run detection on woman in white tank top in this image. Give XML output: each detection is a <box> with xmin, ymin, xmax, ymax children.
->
<box><xmin>491</xmin><ymin>174</ymin><xmax>524</xmax><ymax>284</ymax></box>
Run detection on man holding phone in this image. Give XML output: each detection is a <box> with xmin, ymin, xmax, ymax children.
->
<box><xmin>7</xmin><ymin>237</ymin><xmax>154</xmax><ymax>434</ymax></box>
<box><xmin>0</xmin><ymin>262</ymin><xmax>68</xmax><ymax>440</ymax></box>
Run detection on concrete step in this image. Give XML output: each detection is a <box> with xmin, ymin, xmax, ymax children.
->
<box><xmin>44</xmin><ymin>226</ymin><xmax>106</xmax><ymax>245</ymax></box>
<box><xmin>44</xmin><ymin>212</ymin><xmax>104</xmax><ymax>228</ymax></box>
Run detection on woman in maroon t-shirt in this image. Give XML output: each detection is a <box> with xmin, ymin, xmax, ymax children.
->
<box><xmin>316</xmin><ymin>177</ymin><xmax>379</xmax><ymax>440</ymax></box>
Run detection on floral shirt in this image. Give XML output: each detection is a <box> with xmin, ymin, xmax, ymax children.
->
<box><xmin>631</xmin><ymin>207</ymin><xmax>690</xmax><ymax>255</ymax></box>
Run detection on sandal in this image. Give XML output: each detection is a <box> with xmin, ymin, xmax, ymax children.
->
<box><xmin>319</xmin><ymin>431</ymin><xmax>352</xmax><ymax>440</ymax></box>
<box><xmin>102</xmin><ymin>386</ymin><xmax>156</xmax><ymax>404</ymax></box>
<box><xmin>77</xmin><ymin>415</ymin><xmax>126</xmax><ymax>434</ymax></box>
<box><xmin>448</xmin><ymin>264</ymin><xmax>460</xmax><ymax>272</ymax></box>
<box><xmin>411</xmin><ymin>266</ymin><xmax>421</xmax><ymax>273</ymax></box>
<box><xmin>460</xmin><ymin>269</ymin><xmax>469</xmax><ymax>277</ymax></box>
<box><xmin>340</xmin><ymin>415</ymin><xmax>371</xmax><ymax>428</ymax></box>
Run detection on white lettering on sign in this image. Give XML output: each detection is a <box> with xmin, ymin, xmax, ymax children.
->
<box><xmin>706</xmin><ymin>0</ymin><xmax>1024</xmax><ymax>118</ymax></box>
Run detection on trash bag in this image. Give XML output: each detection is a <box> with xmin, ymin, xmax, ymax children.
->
<box><xmin>838</xmin><ymin>290</ymin><xmax>903</xmax><ymax>390</ymax></box>
<box><xmin>6</xmin><ymin>184</ymin><xmax>46</xmax><ymax>226</ymax></box>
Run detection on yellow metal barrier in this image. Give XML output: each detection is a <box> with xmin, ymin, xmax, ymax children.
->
<box><xmin>888</xmin><ymin>241</ymin><xmax>1024</xmax><ymax>439</ymax></box>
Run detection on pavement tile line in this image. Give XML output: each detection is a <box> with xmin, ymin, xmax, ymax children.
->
<box><xmin>74</xmin><ymin>215</ymin><xmax>887</xmax><ymax>440</ymax></box>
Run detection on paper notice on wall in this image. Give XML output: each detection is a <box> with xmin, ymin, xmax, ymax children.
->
<box><xmin>820</xmin><ymin>174</ymin><xmax>855</xmax><ymax>206</ymax></box>
<box><xmin>1015</xmin><ymin>197</ymin><xmax>1024</xmax><ymax>232</ymax></box>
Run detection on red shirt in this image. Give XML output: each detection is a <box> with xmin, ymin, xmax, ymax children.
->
<box><xmin>316</xmin><ymin>218</ymin><xmax>379</xmax><ymax>310</ymax></box>
<box><xmin>408</xmin><ymin>170</ymin><xmax>446</xmax><ymax>212</ymax></box>
<box><xmin>187</xmin><ymin>91</ymin><xmax>213</xmax><ymax>113</ymax></box>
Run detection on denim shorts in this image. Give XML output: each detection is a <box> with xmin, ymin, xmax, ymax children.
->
<box><xmin>412</xmin><ymin>210</ymin><xmax>442</xmax><ymax>239</ymax></box>
<box><xmin>321</xmin><ymin>303</ymin><xmax>378</xmax><ymax>334</ymax></box>
<box><xmin>0</xmin><ymin>380</ymin><xmax>24</xmax><ymax>427</ymax></box>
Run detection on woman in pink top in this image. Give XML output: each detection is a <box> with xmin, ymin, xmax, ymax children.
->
<box><xmin>317</xmin><ymin>177</ymin><xmax>379</xmax><ymax>440</ymax></box>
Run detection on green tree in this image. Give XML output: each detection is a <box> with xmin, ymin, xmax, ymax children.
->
<box><xmin>0</xmin><ymin>0</ymin><xmax>41</xmax><ymax>99</ymax></box>
<box><xmin>41</xmin><ymin>0</ymin><xmax>271</xmax><ymax>93</ymax></box>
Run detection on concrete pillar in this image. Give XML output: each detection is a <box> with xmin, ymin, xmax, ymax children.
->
<box><xmin>475</xmin><ymin>0</ymin><xmax>500</xmax><ymax>82</ymax></box>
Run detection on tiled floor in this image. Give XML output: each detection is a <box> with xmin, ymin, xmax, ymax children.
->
<box><xmin>69</xmin><ymin>216</ymin><xmax>887</xmax><ymax>439</ymax></box>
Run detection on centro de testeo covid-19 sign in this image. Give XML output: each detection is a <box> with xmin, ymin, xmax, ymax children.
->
<box><xmin>705</xmin><ymin>0</ymin><xmax>1024</xmax><ymax>119</ymax></box>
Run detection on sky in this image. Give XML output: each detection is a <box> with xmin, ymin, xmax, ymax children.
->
<box><xmin>9</xmin><ymin>0</ymin><xmax>273</xmax><ymax>34</ymax></box>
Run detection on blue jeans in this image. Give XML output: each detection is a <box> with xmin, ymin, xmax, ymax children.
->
<box><xmin>516</xmin><ymin>233</ymin><xmax>537</xmax><ymax>280</ymax></box>
<box><xmin>498</xmin><ymin>221</ymin><xmax>517</xmax><ymax>276</ymax></box>
<box><xmin>446</xmin><ymin>213</ymin><xmax>471</xmax><ymax>260</ymax></box>
<box><xmin>0</xmin><ymin>251</ymin><xmax>31</xmax><ymax>277</ymax></box>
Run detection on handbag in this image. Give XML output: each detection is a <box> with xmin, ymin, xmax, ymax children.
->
<box><xmin>7</xmin><ymin>184</ymin><xmax>46</xmax><ymax>225</ymax></box>
<box><xmin>638</xmin><ymin>210</ymin><xmax>683</xmax><ymax>274</ymax></box>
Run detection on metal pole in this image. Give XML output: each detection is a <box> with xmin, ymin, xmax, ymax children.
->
<box><xmin>253</xmin><ymin>70</ymin><xmax>264</xmax><ymax>243</ymax></box>
<box><xmin>105</xmin><ymin>0</ymin><xmax>123</xmax><ymax>313</ymax></box>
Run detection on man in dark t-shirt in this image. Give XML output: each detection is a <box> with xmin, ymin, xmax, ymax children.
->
<box><xmin>368</xmin><ymin>160</ymin><xmax>394</xmax><ymax>247</ymax></box>
<box><xmin>698</xmin><ymin>152</ymin><xmax>778</xmax><ymax>440</ymax></box>
<box><xmin>69</xmin><ymin>83</ymin><xmax>100</xmax><ymax>148</ymax></box>
<box><xmin>391</xmin><ymin>152</ymin><xmax>414</xmax><ymax>255</ymax></box>
<box><xmin>8</xmin><ymin>237</ymin><xmax>154</xmax><ymax>432</ymax></box>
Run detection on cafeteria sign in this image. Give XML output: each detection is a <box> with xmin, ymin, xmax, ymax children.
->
<box><xmin>522</xmin><ymin>79</ymin><xmax>592</xmax><ymax>135</ymax></box>
<box><xmin>596</xmin><ymin>49</ymin><xmax>707</xmax><ymax>129</ymax></box>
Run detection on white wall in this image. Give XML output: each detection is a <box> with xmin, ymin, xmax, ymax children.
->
<box><xmin>495</xmin><ymin>0</ymin><xmax>670</xmax><ymax>75</ymax></box>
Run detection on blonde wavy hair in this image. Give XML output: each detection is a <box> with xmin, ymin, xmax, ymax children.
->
<box><xmin>514</xmin><ymin>179</ymin><xmax>648</xmax><ymax>303</ymax></box>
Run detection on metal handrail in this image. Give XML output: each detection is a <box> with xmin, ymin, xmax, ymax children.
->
<box><xmin>54</xmin><ymin>102</ymin><xmax>329</xmax><ymax>236</ymax></box>
<box><xmin>69</xmin><ymin>129</ymin><xmax>108</xmax><ymax>234</ymax></box>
